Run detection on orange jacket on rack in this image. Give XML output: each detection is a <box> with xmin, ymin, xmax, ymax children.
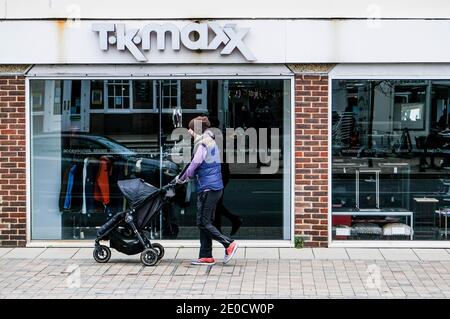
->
<box><xmin>94</xmin><ymin>156</ymin><xmax>112</xmax><ymax>205</ymax></box>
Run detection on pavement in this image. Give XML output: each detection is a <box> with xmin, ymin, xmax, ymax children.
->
<box><xmin>1</xmin><ymin>247</ymin><xmax>450</xmax><ymax>298</ymax></box>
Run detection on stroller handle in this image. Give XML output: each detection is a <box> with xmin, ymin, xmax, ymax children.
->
<box><xmin>162</xmin><ymin>178</ymin><xmax>179</xmax><ymax>191</ymax></box>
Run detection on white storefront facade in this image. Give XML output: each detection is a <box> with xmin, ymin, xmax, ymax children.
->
<box><xmin>1</xmin><ymin>0</ymin><xmax>450</xmax><ymax>248</ymax></box>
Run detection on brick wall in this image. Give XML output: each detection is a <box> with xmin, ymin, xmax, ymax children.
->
<box><xmin>294</xmin><ymin>74</ymin><xmax>329</xmax><ymax>247</ymax></box>
<box><xmin>0</xmin><ymin>76</ymin><xmax>26</xmax><ymax>247</ymax></box>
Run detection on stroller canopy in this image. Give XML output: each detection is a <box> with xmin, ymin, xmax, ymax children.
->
<box><xmin>118</xmin><ymin>178</ymin><xmax>160</xmax><ymax>209</ymax></box>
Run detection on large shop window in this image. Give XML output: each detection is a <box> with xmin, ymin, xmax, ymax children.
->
<box><xmin>332</xmin><ymin>79</ymin><xmax>450</xmax><ymax>241</ymax></box>
<box><xmin>30</xmin><ymin>79</ymin><xmax>291</xmax><ymax>240</ymax></box>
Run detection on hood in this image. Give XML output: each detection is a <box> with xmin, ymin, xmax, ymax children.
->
<box><xmin>117</xmin><ymin>178</ymin><xmax>160</xmax><ymax>208</ymax></box>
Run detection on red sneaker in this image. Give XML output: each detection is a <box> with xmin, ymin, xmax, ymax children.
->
<box><xmin>224</xmin><ymin>242</ymin><xmax>238</xmax><ymax>264</ymax></box>
<box><xmin>191</xmin><ymin>258</ymin><xmax>215</xmax><ymax>266</ymax></box>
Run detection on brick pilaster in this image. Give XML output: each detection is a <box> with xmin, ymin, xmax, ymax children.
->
<box><xmin>0</xmin><ymin>76</ymin><xmax>26</xmax><ymax>247</ymax></box>
<box><xmin>294</xmin><ymin>74</ymin><xmax>329</xmax><ymax>247</ymax></box>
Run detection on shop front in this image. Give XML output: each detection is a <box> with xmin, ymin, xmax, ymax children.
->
<box><xmin>27</xmin><ymin>67</ymin><xmax>293</xmax><ymax>243</ymax></box>
<box><xmin>2</xmin><ymin>5</ymin><xmax>450</xmax><ymax>248</ymax></box>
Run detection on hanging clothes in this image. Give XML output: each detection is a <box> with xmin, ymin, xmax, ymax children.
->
<box><xmin>63</xmin><ymin>164</ymin><xmax>77</xmax><ymax>209</ymax></box>
<box><xmin>81</xmin><ymin>157</ymin><xmax>99</xmax><ymax>215</ymax></box>
<box><xmin>94</xmin><ymin>156</ymin><xmax>113</xmax><ymax>205</ymax></box>
<box><xmin>71</xmin><ymin>160</ymin><xmax>84</xmax><ymax>212</ymax></box>
<box><xmin>81</xmin><ymin>158</ymin><xmax>88</xmax><ymax>214</ymax></box>
<box><xmin>59</xmin><ymin>164</ymin><xmax>72</xmax><ymax>211</ymax></box>
<box><xmin>60</xmin><ymin>161</ymin><xmax>83</xmax><ymax>212</ymax></box>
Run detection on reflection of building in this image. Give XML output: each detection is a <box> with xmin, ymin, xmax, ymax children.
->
<box><xmin>3</xmin><ymin>1</ymin><xmax>450</xmax><ymax>248</ymax></box>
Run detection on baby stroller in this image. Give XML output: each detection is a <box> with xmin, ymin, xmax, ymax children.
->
<box><xmin>93</xmin><ymin>178</ymin><xmax>177</xmax><ymax>266</ymax></box>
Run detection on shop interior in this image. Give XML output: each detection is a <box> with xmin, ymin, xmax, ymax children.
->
<box><xmin>332</xmin><ymin>79</ymin><xmax>450</xmax><ymax>241</ymax></box>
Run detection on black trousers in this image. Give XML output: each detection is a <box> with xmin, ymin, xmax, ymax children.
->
<box><xmin>197</xmin><ymin>189</ymin><xmax>233</xmax><ymax>258</ymax></box>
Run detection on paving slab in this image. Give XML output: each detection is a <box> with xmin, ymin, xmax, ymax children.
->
<box><xmin>161</xmin><ymin>248</ymin><xmax>179</xmax><ymax>260</ymax></box>
<box><xmin>173</xmin><ymin>248</ymin><xmax>199</xmax><ymax>260</ymax></box>
<box><xmin>0</xmin><ymin>248</ymin><xmax>13</xmax><ymax>258</ymax></box>
<box><xmin>380</xmin><ymin>249</ymin><xmax>419</xmax><ymax>261</ymax></box>
<box><xmin>246</xmin><ymin>248</ymin><xmax>279</xmax><ymax>259</ymax></box>
<box><xmin>0</xmin><ymin>251</ymin><xmax>447</xmax><ymax>298</ymax></box>
<box><xmin>71</xmin><ymin>248</ymin><xmax>94</xmax><ymax>260</ymax></box>
<box><xmin>346</xmin><ymin>249</ymin><xmax>384</xmax><ymax>260</ymax></box>
<box><xmin>413</xmin><ymin>249</ymin><xmax>450</xmax><ymax>261</ymax></box>
<box><xmin>2</xmin><ymin>248</ymin><xmax>46</xmax><ymax>259</ymax></box>
<box><xmin>71</xmin><ymin>247</ymin><xmax>178</xmax><ymax>261</ymax></box>
<box><xmin>111</xmin><ymin>251</ymin><xmax>141</xmax><ymax>262</ymax></box>
<box><xmin>37</xmin><ymin>248</ymin><xmax>79</xmax><ymax>259</ymax></box>
<box><xmin>313</xmin><ymin>248</ymin><xmax>349</xmax><ymax>260</ymax></box>
<box><xmin>212</xmin><ymin>247</ymin><xmax>245</xmax><ymax>259</ymax></box>
<box><xmin>279</xmin><ymin>248</ymin><xmax>314</xmax><ymax>259</ymax></box>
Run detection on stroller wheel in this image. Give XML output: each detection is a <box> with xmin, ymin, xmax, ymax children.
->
<box><xmin>140</xmin><ymin>248</ymin><xmax>158</xmax><ymax>266</ymax></box>
<box><xmin>151</xmin><ymin>243</ymin><xmax>165</xmax><ymax>260</ymax></box>
<box><xmin>93</xmin><ymin>245</ymin><xmax>111</xmax><ymax>263</ymax></box>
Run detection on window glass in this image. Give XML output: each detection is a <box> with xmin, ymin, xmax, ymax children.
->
<box><xmin>157</xmin><ymin>80</ymin><xmax>180</xmax><ymax>109</ymax></box>
<box><xmin>70</xmin><ymin>80</ymin><xmax>81</xmax><ymax>115</ymax></box>
<box><xmin>107</xmin><ymin>80</ymin><xmax>131</xmax><ymax>109</ymax></box>
<box><xmin>332</xmin><ymin>79</ymin><xmax>450</xmax><ymax>241</ymax></box>
<box><xmin>90</xmin><ymin>80</ymin><xmax>104</xmax><ymax>110</ymax></box>
<box><xmin>133</xmin><ymin>80</ymin><xmax>153</xmax><ymax>109</ymax></box>
<box><xmin>31</xmin><ymin>80</ymin><xmax>45</xmax><ymax>113</ymax></box>
<box><xmin>30</xmin><ymin>79</ymin><xmax>291</xmax><ymax>241</ymax></box>
<box><xmin>53</xmin><ymin>80</ymin><xmax>63</xmax><ymax>115</ymax></box>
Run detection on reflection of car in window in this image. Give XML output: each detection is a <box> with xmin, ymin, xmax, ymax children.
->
<box><xmin>33</xmin><ymin>133</ymin><xmax>181</xmax><ymax>187</ymax></box>
<box><xmin>33</xmin><ymin>133</ymin><xmax>187</xmax><ymax>239</ymax></box>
